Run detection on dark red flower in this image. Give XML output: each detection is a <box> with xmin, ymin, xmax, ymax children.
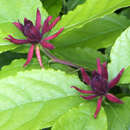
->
<box><xmin>72</xmin><ymin>58</ymin><xmax>124</xmax><ymax>118</ymax></box>
<box><xmin>5</xmin><ymin>9</ymin><xmax>64</xmax><ymax>68</ymax></box>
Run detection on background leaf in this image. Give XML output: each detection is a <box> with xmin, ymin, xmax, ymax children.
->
<box><xmin>0</xmin><ymin>0</ymin><xmax>48</xmax><ymax>53</ymax></box>
<box><xmin>41</xmin><ymin>0</ymin><xmax>62</xmax><ymax>19</ymax></box>
<box><xmin>104</xmin><ymin>97</ymin><xmax>130</xmax><ymax>130</ymax></box>
<box><xmin>52</xmin><ymin>102</ymin><xmax>107</xmax><ymax>130</ymax></box>
<box><xmin>52</xmin><ymin>0</ymin><xmax>130</xmax><ymax>34</ymax></box>
<box><xmin>52</xmin><ymin>47</ymin><xmax>106</xmax><ymax>70</ymax></box>
<box><xmin>52</xmin><ymin>14</ymin><xmax>130</xmax><ymax>50</ymax></box>
<box><xmin>120</xmin><ymin>7</ymin><xmax>130</xmax><ymax>19</ymax></box>
<box><xmin>108</xmin><ymin>26</ymin><xmax>130</xmax><ymax>84</ymax></box>
<box><xmin>0</xmin><ymin>0</ymin><xmax>47</xmax><ymax>23</ymax></box>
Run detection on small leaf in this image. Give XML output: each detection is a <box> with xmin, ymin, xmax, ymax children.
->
<box><xmin>108</xmin><ymin>27</ymin><xmax>130</xmax><ymax>84</ymax></box>
<box><xmin>52</xmin><ymin>102</ymin><xmax>107</xmax><ymax>130</ymax></box>
<box><xmin>0</xmin><ymin>68</ymin><xmax>87</xmax><ymax>129</ymax></box>
<box><xmin>104</xmin><ymin>97</ymin><xmax>130</xmax><ymax>130</ymax></box>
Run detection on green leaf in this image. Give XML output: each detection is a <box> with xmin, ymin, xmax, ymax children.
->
<box><xmin>120</xmin><ymin>8</ymin><xmax>130</xmax><ymax>19</ymax></box>
<box><xmin>0</xmin><ymin>68</ymin><xmax>87</xmax><ymax>129</ymax></box>
<box><xmin>0</xmin><ymin>0</ymin><xmax>47</xmax><ymax>23</ymax></box>
<box><xmin>0</xmin><ymin>22</ymin><xmax>26</xmax><ymax>52</ymax></box>
<box><xmin>0</xmin><ymin>0</ymin><xmax>48</xmax><ymax>53</ymax></box>
<box><xmin>66</xmin><ymin>0</ymin><xmax>86</xmax><ymax>11</ymax></box>
<box><xmin>53</xmin><ymin>47</ymin><xmax>106</xmax><ymax>70</ymax></box>
<box><xmin>0</xmin><ymin>56</ymin><xmax>76</xmax><ymax>79</ymax></box>
<box><xmin>52</xmin><ymin>14</ymin><xmax>130</xmax><ymax>50</ymax></box>
<box><xmin>104</xmin><ymin>97</ymin><xmax>130</xmax><ymax>130</ymax></box>
<box><xmin>108</xmin><ymin>27</ymin><xmax>130</xmax><ymax>83</ymax></box>
<box><xmin>0</xmin><ymin>51</ymin><xmax>26</xmax><ymax>69</ymax></box>
<box><xmin>52</xmin><ymin>102</ymin><xmax>107</xmax><ymax>130</ymax></box>
<box><xmin>52</xmin><ymin>0</ymin><xmax>130</xmax><ymax>34</ymax></box>
<box><xmin>41</xmin><ymin>0</ymin><xmax>62</xmax><ymax>19</ymax></box>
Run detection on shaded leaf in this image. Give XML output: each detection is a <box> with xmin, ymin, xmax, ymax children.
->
<box><xmin>52</xmin><ymin>14</ymin><xmax>130</xmax><ymax>50</ymax></box>
<box><xmin>104</xmin><ymin>97</ymin><xmax>130</xmax><ymax>130</ymax></box>
<box><xmin>53</xmin><ymin>47</ymin><xmax>106</xmax><ymax>70</ymax></box>
<box><xmin>41</xmin><ymin>0</ymin><xmax>62</xmax><ymax>19</ymax></box>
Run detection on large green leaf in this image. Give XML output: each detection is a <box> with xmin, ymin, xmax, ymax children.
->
<box><xmin>0</xmin><ymin>67</ymin><xmax>87</xmax><ymax>129</ymax></box>
<box><xmin>52</xmin><ymin>47</ymin><xmax>106</xmax><ymax>70</ymax></box>
<box><xmin>52</xmin><ymin>102</ymin><xmax>107</xmax><ymax>130</ymax></box>
<box><xmin>52</xmin><ymin>14</ymin><xmax>130</xmax><ymax>50</ymax></box>
<box><xmin>0</xmin><ymin>0</ymin><xmax>48</xmax><ymax>53</ymax></box>
<box><xmin>108</xmin><ymin>27</ymin><xmax>130</xmax><ymax>83</ymax></box>
<box><xmin>52</xmin><ymin>0</ymin><xmax>130</xmax><ymax>34</ymax></box>
<box><xmin>104</xmin><ymin>97</ymin><xmax>130</xmax><ymax>130</ymax></box>
<box><xmin>0</xmin><ymin>0</ymin><xmax>47</xmax><ymax>23</ymax></box>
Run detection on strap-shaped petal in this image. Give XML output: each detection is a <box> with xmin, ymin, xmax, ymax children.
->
<box><xmin>13</xmin><ymin>22</ymin><xmax>24</xmax><ymax>32</ymax></box>
<box><xmin>71</xmin><ymin>86</ymin><xmax>95</xmax><ymax>94</ymax></box>
<box><xmin>80</xmin><ymin>95</ymin><xmax>98</xmax><ymax>100</ymax></box>
<box><xmin>108</xmin><ymin>68</ymin><xmax>124</xmax><ymax>89</ymax></box>
<box><xmin>42</xmin><ymin>16</ymin><xmax>52</xmax><ymax>35</ymax></box>
<box><xmin>5</xmin><ymin>35</ymin><xmax>29</xmax><ymax>44</ymax></box>
<box><xmin>94</xmin><ymin>96</ymin><xmax>103</xmax><ymax>118</ymax></box>
<box><xmin>35</xmin><ymin>46</ymin><xmax>43</xmax><ymax>68</ymax></box>
<box><xmin>80</xmin><ymin>68</ymin><xmax>91</xmax><ymax>85</ymax></box>
<box><xmin>97</xmin><ymin>58</ymin><xmax>102</xmax><ymax>75</ymax></box>
<box><xmin>102</xmin><ymin>62</ymin><xmax>108</xmax><ymax>80</ymax></box>
<box><xmin>49</xmin><ymin>16</ymin><xmax>60</xmax><ymax>30</ymax></box>
<box><xmin>24</xmin><ymin>44</ymin><xmax>34</xmax><ymax>67</ymax></box>
<box><xmin>44</xmin><ymin>28</ymin><xmax>64</xmax><ymax>40</ymax></box>
<box><xmin>106</xmin><ymin>93</ymin><xmax>123</xmax><ymax>104</ymax></box>
<box><xmin>40</xmin><ymin>40</ymin><xmax>55</xmax><ymax>50</ymax></box>
<box><xmin>35</xmin><ymin>8</ymin><xmax>41</xmax><ymax>30</ymax></box>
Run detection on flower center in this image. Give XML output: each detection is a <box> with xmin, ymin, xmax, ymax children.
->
<box><xmin>91</xmin><ymin>72</ymin><xmax>108</xmax><ymax>95</ymax></box>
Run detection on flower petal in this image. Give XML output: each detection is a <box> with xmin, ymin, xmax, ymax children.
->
<box><xmin>13</xmin><ymin>22</ymin><xmax>24</xmax><ymax>32</ymax></box>
<box><xmin>102</xmin><ymin>62</ymin><xmax>108</xmax><ymax>80</ymax></box>
<box><xmin>105</xmin><ymin>93</ymin><xmax>123</xmax><ymax>104</ymax></box>
<box><xmin>49</xmin><ymin>16</ymin><xmax>60</xmax><ymax>30</ymax></box>
<box><xmin>42</xmin><ymin>16</ymin><xmax>52</xmax><ymax>35</ymax></box>
<box><xmin>108</xmin><ymin>68</ymin><xmax>124</xmax><ymax>89</ymax></box>
<box><xmin>40</xmin><ymin>40</ymin><xmax>55</xmax><ymax>50</ymax></box>
<box><xmin>35</xmin><ymin>8</ymin><xmax>41</xmax><ymax>30</ymax></box>
<box><xmin>71</xmin><ymin>86</ymin><xmax>95</xmax><ymax>94</ymax></box>
<box><xmin>97</xmin><ymin>58</ymin><xmax>102</xmax><ymax>75</ymax></box>
<box><xmin>80</xmin><ymin>68</ymin><xmax>91</xmax><ymax>85</ymax></box>
<box><xmin>94</xmin><ymin>96</ymin><xmax>103</xmax><ymax>118</ymax></box>
<box><xmin>5</xmin><ymin>35</ymin><xmax>29</xmax><ymax>44</ymax></box>
<box><xmin>24</xmin><ymin>44</ymin><xmax>34</xmax><ymax>67</ymax></box>
<box><xmin>35</xmin><ymin>46</ymin><xmax>43</xmax><ymax>68</ymax></box>
<box><xmin>44</xmin><ymin>28</ymin><xmax>64</xmax><ymax>40</ymax></box>
<box><xmin>80</xmin><ymin>95</ymin><xmax>98</xmax><ymax>100</ymax></box>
